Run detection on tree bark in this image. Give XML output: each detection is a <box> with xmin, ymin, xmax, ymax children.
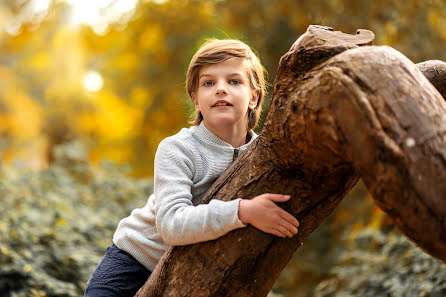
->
<box><xmin>136</xmin><ymin>25</ymin><xmax>446</xmax><ymax>297</ymax></box>
<box><xmin>417</xmin><ymin>60</ymin><xmax>446</xmax><ymax>100</ymax></box>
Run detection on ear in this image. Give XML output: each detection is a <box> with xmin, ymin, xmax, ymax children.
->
<box><xmin>191</xmin><ymin>92</ymin><xmax>200</xmax><ymax>111</ymax></box>
<box><xmin>249</xmin><ymin>90</ymin><xmax>260</xmax><ymax>109</ymax></box>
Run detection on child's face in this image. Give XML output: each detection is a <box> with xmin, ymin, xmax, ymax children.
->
<box><xmin>191</xmin><ymin>58</ymin><xmax>259</xmax><ymax>133</ymax></box>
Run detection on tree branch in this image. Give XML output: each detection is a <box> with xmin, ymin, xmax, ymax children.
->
<box><xmin>136</xmin><ymin>26</ymin><xmax>446</xmax><ymax>297</ymax></box>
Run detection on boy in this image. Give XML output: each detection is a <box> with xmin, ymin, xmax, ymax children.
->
<box><xmin>85</xmin><ymin>39</ymin><xmax>299</xmax><ymax>297</ymax></box>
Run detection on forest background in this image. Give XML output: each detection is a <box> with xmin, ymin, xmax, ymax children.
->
<box><xmin>0</xmin><ymin>0</ymin><xmax>445</xmax><ymax>296</ymax></box>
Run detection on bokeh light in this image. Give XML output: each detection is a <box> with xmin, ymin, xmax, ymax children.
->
<box><xmin>0</xmin><ymin>0</ymin><xmax>139</xmax><ymax>36</ymax></box>
<box><xmin>2</xmin><ymin>0</ymin><xmax>52</xmax><ymax>35</ymax></box>
<box><xmin>83</xmin><ymin>71</ymin><xmax>104</xmax><ymax>92</ymax></box>
<box><xmin>65</xmin><ymin>0</ymin><xmax>139</xmax><ymax>34</ymax></box>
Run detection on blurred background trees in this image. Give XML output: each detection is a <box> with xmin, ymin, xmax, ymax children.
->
<box><xmin>1</xmin><ymin>0</ymin><xmax>445</xmax><ymax>176</ymax></box>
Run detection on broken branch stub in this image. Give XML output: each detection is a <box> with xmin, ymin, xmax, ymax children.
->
<box><xmin>417</xmin><ymin>60</ymin><xmax>446</xmax><ymax>100</ymax></box>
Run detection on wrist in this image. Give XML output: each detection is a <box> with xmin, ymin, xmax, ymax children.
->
<box><xmin>238</xmin><ymin>199</ymin><xmax>250</xmax><ymax>225</ymax></box>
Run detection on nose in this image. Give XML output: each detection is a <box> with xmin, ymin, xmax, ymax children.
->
<box><xmin>215</xmin><ymin>81</ymin><xmax>227</xmax><ymax>95</ymax></box>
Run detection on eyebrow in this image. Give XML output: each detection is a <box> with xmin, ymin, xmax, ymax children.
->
<box><xmin>199</xmin><ymin>73</ymin><xmax>244</xmax><ymax>79</ymax></box>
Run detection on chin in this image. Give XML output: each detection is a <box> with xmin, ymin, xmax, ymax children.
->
<box><xmin>204</xmin><ymin>115</ymin><xmax>247</xmax><ymax>128</ymax></box>
<box><xmin>214</xmin><ymin>117</ymin><xmax>239</xmax><ymax>125</ymax></box>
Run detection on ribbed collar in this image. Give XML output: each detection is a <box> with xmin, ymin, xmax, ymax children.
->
<box><xmin>191</xmin><ymin>121</ymin><xmax>258</xmax><ymax>151</ymax></box>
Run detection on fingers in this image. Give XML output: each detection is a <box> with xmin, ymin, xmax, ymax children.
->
<box><xmin>251</xmin><ymin>193</ymin><xmax>300</xmax><ymax>238</ymax></box>
<box><xmin>279</xmin><ymin>209</ymin><xmax>300</xmax><ymax>228</ymax></box>
<box><xmin>270</xmin><ymin>227</ymin><xmax>288</xmax><ymax>238</ymax></box>
<box><xmin>266</xmin><ymin>194</ymin><xmax>300</xmax><ymax>237</ymax></box>
<box><xmin>278</xmin><ymin>223</ymin><xmax>295</xmax><ymax>237</ymax></box>
<box><xmin>279</xmin><ymin>219</ymin><xmax>298</xmax><ymax>237</ymax></box>
<box><xmin>272</xmin><ymin>223</ymin><xmax>295</xmax><ymax>238</ymax></box>
<box><xmin>276</xmin><ymin>208</ymin><xmax>299</xmax><ymax>237</ymax></box>
<box><xmin>264</xmin><ymin>194</ymin><xmax>291</xmax><ymax>202</ymax></box>
<box><xmin>268</xmin><ymin>217</ymin><xmax>299</xmax><ymax>238</ymax></box>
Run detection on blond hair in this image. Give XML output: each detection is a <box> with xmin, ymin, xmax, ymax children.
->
<box><xmin>186</xmin><ymin>39</ymin><xmax>266</xmax><ymax>130</ymax></box>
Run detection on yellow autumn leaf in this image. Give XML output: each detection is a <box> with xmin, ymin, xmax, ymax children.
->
<box><xmin>56</xmin><ymin>217</ymin><xmax>67</xmax><ymax>227</ymax></box>
<box><xmin>130</xmin><ymin>86</ymin><xmax>153</xmax><ymax>107</ymax></box>
<box><xmin>428</xmin><ymin>11</ymin><xmax>439</xmax><ymax>26</ymax></box>
<box><xmin>24</xmin><ymin>264</ymin><xmax>32</xmax><ymax>272</ymax></box>
<box><xmin>1</xmin><ymin>247</ymin><xmax>8</xmax><ymax>255</ymax></box>
<box><xmin>113</xmin><ymin>53</ymin><xmax>138</xmax><ymax>71</ymax></box>
<box><xmin>27</xmin><ymin>52</ymin><xmax>51</xmax><ymax>70</ymax></box>
<box><xmin>139</xmin><ymin>24</ymin><xmax>163</xmax><ymax>51</ymax></box>
<box><xmin>90</xmin><ymin>91</ymin><xmax>143</xmax><ymax>141</ymax></box>
<box><xmin>6</xmin><ymin>92</ymin><xmax>43</xmax><ymax>140</ymax></box>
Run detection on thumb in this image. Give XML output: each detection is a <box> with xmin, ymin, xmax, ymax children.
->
<box><xmin>266</xmin><ymin>194</ymin><xmax>291</xmax><ymax>202</ymax></box>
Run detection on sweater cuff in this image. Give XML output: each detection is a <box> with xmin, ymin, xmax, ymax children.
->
<box><xmin>234</xmin><ymin>198</ymin><xmax>247</xmax><ymax>228</ymax></box>
<box><xmin>210</xmin><ymin>198</ymin><xmax>247</xmax><ymax>233</ymax></box>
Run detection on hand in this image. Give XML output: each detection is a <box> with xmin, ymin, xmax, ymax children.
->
<box><xmin>238</xmin><ymin>193</ymin><xmax>299</xmax><ymax>238</ymax></box>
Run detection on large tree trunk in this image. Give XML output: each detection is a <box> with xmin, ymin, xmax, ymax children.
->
<box><xmin>136</xmin><ymin>26</ymin><xmax>446</xmax><ymax>297</ymax></box>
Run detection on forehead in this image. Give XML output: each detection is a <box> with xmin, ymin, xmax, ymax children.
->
<box><xmin>198</xmin><ymin>58</ymin><xmax>250</xmax><ymax>78</ymax></box>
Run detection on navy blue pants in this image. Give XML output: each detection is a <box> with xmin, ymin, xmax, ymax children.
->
<box><xmin>84</xmin><ymin>244</ymin><xmax>152</xmax><ymax>297</ymax></box>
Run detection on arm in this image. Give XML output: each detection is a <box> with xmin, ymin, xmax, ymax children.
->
<box><xmin>154</xmin><ymin>139</ymin><xmax>245</xmax><ymax>246</ymax></box>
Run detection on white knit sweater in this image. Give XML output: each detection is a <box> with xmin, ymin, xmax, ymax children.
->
<box><xmin>113</xmin><ymin>122</ymin><xmax>257</xmax><ymax>271</ymax></box>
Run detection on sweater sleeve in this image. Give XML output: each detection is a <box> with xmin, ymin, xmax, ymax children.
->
<box><xmin>154</xmin><ymin>138</ymin><xmax>246</xmax><ymax>246</ymax></box>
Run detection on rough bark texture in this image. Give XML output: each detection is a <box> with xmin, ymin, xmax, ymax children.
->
<box><xmin>136</xmin><ymin>26</ymin><xmax>446</xmax><ymax>297</ymax></box>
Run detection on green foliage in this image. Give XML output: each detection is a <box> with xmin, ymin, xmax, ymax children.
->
<box><xmin>0</xmin><ymin>141</ymin><xmax>153</xmax><ymax>296</ymax></box>
<box><xmin>273</xmin><ymin>183</ymin><xmax>446</xmax><ymax>297</ymax></box>
<box><xmin>313</xmin><ymin>226</ymin><xmax>446</xmax><ymax>297</ymax></box>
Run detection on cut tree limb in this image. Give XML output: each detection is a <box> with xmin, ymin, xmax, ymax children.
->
<box><xmin>417</xmin><ymin>60</ymin><xmax>446</xmax><ymax>100</ymax></box>
<box><xmin>136</xmin><ymin>26</ymin><xmax>446</xmax><ymax>297</ymax></box>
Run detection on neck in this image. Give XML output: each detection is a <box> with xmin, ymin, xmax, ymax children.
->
<box><xmin>203</xmin><ymin>122</ymin><xmax>249</xmax><ymax>148</ymax></box>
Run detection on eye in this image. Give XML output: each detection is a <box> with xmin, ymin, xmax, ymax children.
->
<box><xmin>203</xmin><ymin>81</ymin><xmax>214</xmax><ymax>87</ymax></box>
<box><xmin>229</xmin><ymin>80</ymin><xmax>241</xmax><ymax>85</ymax></box>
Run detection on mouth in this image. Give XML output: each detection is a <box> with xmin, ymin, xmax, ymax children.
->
<box><xmin>212</xmin><ymin>101</ymin><xmax>232</xmax><ymax>107</ymax></box>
